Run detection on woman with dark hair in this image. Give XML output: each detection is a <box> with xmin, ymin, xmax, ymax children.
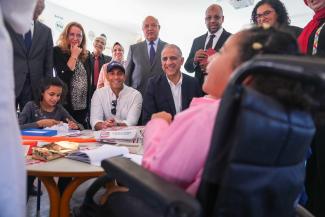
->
<box><xmin>19</xmin><ymin>77</ymin><xmax>81</xmax><ymax>130</ymax></box>
<box><xmin>19</xmin><ymin>77</ymin><xmax>81</xmax><ymax>197</ymax></box>
<box><xmin>97</xmin><ymin>42</ymin><xmax>126</xmax><ymax>88</ymax></box>
<box><xmin>142</xmin><ymin>26</ymin><xmax>315</xmax><ymax>196</ymax></box>
<box><xmin>251</xmin><ymin>0</ymin><xmax>302</xmax><ymax>38</ymax></box>
<box><xmin>53</xmin><ymin>22</ymin><xmax>92</xmax><ymax>128</ymax></box>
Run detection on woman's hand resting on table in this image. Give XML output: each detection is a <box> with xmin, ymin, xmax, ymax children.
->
<box><xmin>151</xmin><ymin>111</ymin><xmax>172</xmax><ymax>124</ymax></box>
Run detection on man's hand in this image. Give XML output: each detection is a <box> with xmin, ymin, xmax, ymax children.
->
<box><xmin>194</xmin><ymin>49</ymin><xmax>208</xmax><ymax>63</ymax></box>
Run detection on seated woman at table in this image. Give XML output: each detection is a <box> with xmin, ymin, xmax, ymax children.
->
<box><xmin>19</xmin><ymin>77</ymin><xmax>82</xmax><ymax>130</ymax></box>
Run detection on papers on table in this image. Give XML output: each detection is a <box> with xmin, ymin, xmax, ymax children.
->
<box><xmin>66</xmin><ymin>145</ymin><xmax>129</xmax><ymax>166</ymax></box>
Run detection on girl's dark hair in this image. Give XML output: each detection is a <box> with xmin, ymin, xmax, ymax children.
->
<box><xmin>238</xmin><ymin>26</ymin><xmax>299</xmax><ymax>64</ymax></box>
<box><xmin>238</xmin><ymin>26</ymin><xmax>318</xmax><ymax>111</ymax></box>
<box><xmin>251</xmin><ymin>0</ymin><xmax>290</xmax><ymax>25</ymax></box>
<box><xmin>34</xmin><ymin>77</ymin><xmax>67</xmax><ymax>106</ymax></box>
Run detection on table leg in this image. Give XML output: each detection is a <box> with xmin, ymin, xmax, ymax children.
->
<box><xmin>38</xmin><ymin>177</ymin><xmax>60</xmax><ymax>217</ymax></box>
<box><xmin>60</xmin><ymin>177</ymin><xmax>95</xmax><ymax>217</ymax></box>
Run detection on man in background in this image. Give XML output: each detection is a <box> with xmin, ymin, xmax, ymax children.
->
<box><xmin>6</xmin><ymin>0</ymin><xmax>53</xmax><ymax>111</ymax></box>
<box><xmin>125</xmin><ymin>16</ymin><xmax>167</xmax><ymax>96</ymax></box>
<box><xmin>185</xmin><ymin>4</ymin><xmax>231</xmax><ymax>89</ymax></box>
<box><xmin>0</xmin><ymin>0</ymin><xmax>37</xmax><ymax>216</ymax></box>
<box><xmin>90</xmin><ymin>34</ymin><xmax>111</xmax><ymax>93</ymax></box>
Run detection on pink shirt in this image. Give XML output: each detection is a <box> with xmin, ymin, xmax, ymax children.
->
<box><xmin>142</xmin><ymin>97</ymin><xmax>220</xmax><ymax>196</ymax></box>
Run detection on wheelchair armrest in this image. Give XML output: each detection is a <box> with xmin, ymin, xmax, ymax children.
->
<box><xmin>101</xmin><ymin>157</ymin><xmax>201</xmax><ymax>217</ymax></box>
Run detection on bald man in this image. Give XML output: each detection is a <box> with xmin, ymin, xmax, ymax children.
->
<box><xmin>125</xmin><ymin>16</ymin><xmax>167</xmax><ymax>96</ymax></box>
<box><xmin>185</xmin><ymin>4</ymin><xmax>231</xmax><ymax>89</ymax></box>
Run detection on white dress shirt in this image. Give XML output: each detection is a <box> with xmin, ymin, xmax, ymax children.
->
<box><xmin>204</xmin><ymin>28</ymin><xmax>224</xmax><ymax>50</ymax></box>
<box><xmin>166</xmin><ymin>74</ymin><xmax>183</xmax><ymax>114</ymax></box>
<box><xmin>0</xmin><ymin>0</ymin><xmax>36</xmax><ymax>217</ymax></box>
<box><xmin>90</xmin><ymin>85</ymin><xmax>142</xmax><ymax>129</ymax></box>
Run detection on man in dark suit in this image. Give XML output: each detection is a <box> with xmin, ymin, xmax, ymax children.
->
<box><xmin>90</xmin><ymin>34</ymin><xmax>111</xmax><ymax>93</ymax></box>
<box><xmin>6</xmin><ymin>0</ymin><xmax>53</xmax><ymax>111</ymax></box>
<box><xmin>185</xmin><ymin>4</ymin><xmax>231</xmax><ymax>89</ymax></box>
<box><xmin>125</xmin><ymin>16</ymin><xmax>167</xmax><ymax>96</ymax></box>
<box><xmin>142</xmin><ymin>44</ymin><xmax>202</xmax><ymax>125</ymax></box>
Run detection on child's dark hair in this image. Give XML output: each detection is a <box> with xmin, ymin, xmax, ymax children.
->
<box><xmin>251</xmin><ymin>0</ymin><xmax>290</xmax><ymax>25</ymax></box>
<box><xmin>34</xmin><ymin>77</ymin><xmax>67</xmax><ymax>106</ymax></box>
<box><xmin>238</xmin><ymin>26</ymin><xmax>318</xmax><ymax>111</ymax></box>
<box><xmin>238</xmin><ymin>26</ymin><xmax>299</xmax><ymax>64</ymax></box>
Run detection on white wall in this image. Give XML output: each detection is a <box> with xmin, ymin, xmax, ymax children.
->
<box><xmin>40</xmin><ymin>1</ymin><xmax>139</xmax><ymax>56</ymax></box>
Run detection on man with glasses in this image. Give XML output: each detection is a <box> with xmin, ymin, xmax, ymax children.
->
<box><xmin>90</xmin><ymin>61</ymin><xmax>142</xmax><ymax>130</ymax></box>
<box><xmin>185</xmin><ymin>4</ymin><xmax>231</xmax><ymax>90</ymax></box>
<box><xmin>142</xmin><ymin>44</ymin><xmax>202</xmax><ymax>125</ymax></box>
<box><xmin>125</xmin><ymin>16</ymin><xmax>167</xmax><ymax>96</ymax></box>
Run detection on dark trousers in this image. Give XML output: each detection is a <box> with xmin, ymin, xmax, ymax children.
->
<box><xmin>16</xmin><ymin>76</ymin><xmax>33</xmax><ymax>112</ymax></box>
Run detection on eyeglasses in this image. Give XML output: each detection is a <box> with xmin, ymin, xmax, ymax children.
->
<box><xmin>111</xmin><ymin>100</ymin><xmax>117</xmax><ymax>115</ymax></box>
<box><xmin>255</xmin><ymin>10</ymin><xmax>274</xmax><ymax>20</ymax></box>
<box><xmin>68</xmin><ymin>33</ymin><xmax>83</xmax><ymax>39</ymax></box>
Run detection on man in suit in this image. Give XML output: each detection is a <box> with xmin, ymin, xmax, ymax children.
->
<box><xmin>90</xmin><ymin>34</ymin><xmax>111</xmax><ymax>93</ymax></box>
<box><xmin>185</xmin><ymin>4</ymin><xmax>231</xmax><ymax>89</ymax></box>
<box><xmin>142</xmin><ymin>44</ymin><xmax>202</xmax><ymax>125</ymax></box>
<box><xmin>125</xmin><ymin>16</ymin><xmax>167</xmax><ymax>96</ymax></box>
<box><xmin>6</xmin><ymin>0</ymin><xmax>53</xmax><ymax>111</ymax></box>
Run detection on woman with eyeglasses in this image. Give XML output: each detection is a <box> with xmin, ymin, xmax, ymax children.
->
<box><xmin>53</xmin><ymin>22</ymin><xmax>92</xmax><ymax>128</ymax></box>
<box><xmin>97</xmin><ymin>42</ymin><xmax>126</xmax><ymax>89</ymax></box>
<box><xmin>251</xmin><ymin>0</ymin><xmax>302</xmax><ymax>38</ymax></box>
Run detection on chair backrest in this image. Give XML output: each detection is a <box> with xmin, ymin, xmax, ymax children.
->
<box><xmin>197</xmin><ymin>55</ymin><xmax>325</xmax><ymax>217</ymax></box>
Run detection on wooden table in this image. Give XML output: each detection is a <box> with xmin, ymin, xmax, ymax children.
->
<box><xmin>27</xmin><ymin>157</ymin><xmax>104</xmax><ymax>217</ymax></box>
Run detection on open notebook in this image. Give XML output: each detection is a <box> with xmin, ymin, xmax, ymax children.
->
<box><xmin>66</xmin><ymin>145</ymin><xmax>129</xmax><ymax>166</ymax></box>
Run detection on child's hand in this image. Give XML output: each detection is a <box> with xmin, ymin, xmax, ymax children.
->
<box><xmin>66</xmin><ymin>118</ymin><xmax>79</xmax><ymax>130</ymax></box>
<box><xmin>36</xmin><ymin>119</ymin><xmax>60</xmax><ymax>128</ymax></box>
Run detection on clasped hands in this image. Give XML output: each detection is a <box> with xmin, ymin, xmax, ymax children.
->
<box><xmin>194</xmin><ymin>49</ymin><xmax>214</xmax><ymax>73</ymax></box>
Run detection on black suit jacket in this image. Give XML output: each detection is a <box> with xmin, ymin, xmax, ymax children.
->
<box><xmin>185</xmin><ymin>29</ymin><xmax>231</xmax><ymax>87</ymax></box>
<box><xmin>142</xmin><ymin>73</ymin><xmax>203</xmax><ymax>125</ymax></box>
<box><xmin>90</xmin><ymin>52</ymin><xmax>112</xmax><ymax>91</ymax></box>
<box><xmin>6</xmin><ymin>20</ymin><xmax>53</xmax><ymax>98</ymax></box>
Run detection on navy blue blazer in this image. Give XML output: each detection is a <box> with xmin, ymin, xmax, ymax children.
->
<box><xmin>142</xmin><ymin>73</ymin><xmax>203</xmax><ymax>125</ymax></box>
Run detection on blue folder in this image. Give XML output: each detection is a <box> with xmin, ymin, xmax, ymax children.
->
<box><xmin>21</xmin><ymin>129</ymin><xmax>57</xmax><ymax>136</ymax></box>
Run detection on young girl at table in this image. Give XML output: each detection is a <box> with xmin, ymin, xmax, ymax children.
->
<box><xmin>19</xmin><ymin>77</ymin><xmax>82</xmax><ymax>130</ymax></box>
<box><xmin>19</xmin><ymin>77</ymin><xmax>82</xmax><ymax>196</ymax></box>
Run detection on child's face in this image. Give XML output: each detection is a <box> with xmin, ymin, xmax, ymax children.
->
<box><xmin>41</xmin><ymin>85</ymin><xmax>62</xmax><ymax>108</ymax></box>
<box><xmin>203</xmin><ymin>33</ymin><xmax>241</xmax><ymax>98</ymax></box>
